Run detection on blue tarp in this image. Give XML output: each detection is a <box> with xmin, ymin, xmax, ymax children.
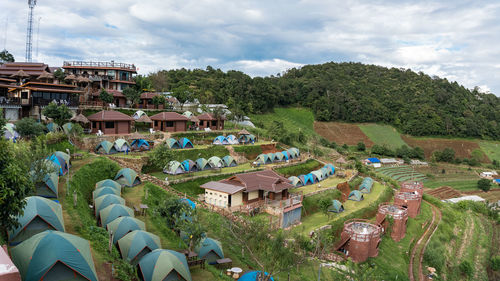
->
<box><xmin>238</xmin><ymin>271</ymin><xmax>275</xmax><ymax>281</ymax></box>
<box><xmin>367</xmin><ymin>158</ymin><xmax>380</xmax><ymax>163</ymax></box>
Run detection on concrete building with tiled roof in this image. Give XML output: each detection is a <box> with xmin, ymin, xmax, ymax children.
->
<box><xmin>197</xmin><ymin>113</ymin><xmax>225</xmax><ymax>130</ymax></box>
<box><xmin>150</xmin><ymin>112</ymin><xmax>189</xmax><ymax>132</ymax></box>
<box><xmin>0</xmin><ymin>62</ymin><xmax>52</xmax><ymax>80</ymax></box>
<box><xmin>87</xmin><ymin>110</ymin><xmax>134</xmax><ymax>134</ymax></box>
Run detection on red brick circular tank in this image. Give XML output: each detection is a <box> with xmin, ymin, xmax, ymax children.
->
<box><xmin>400</xmin><ymin>181</ymin><xmax>424</xmax><ymax>195</ymax></box>
<box><xmin>377</xmin><ymin>203</ymin><xmax>408</xmax><ymax>242</ymax></box>
<box><xmin>394</xmin><ymin>191</ymin><xmax>422</xmax><ymax>218</ymax></box>
<box><xmin>340</xmin><ymin>219</ymin><xmax>382</xmax><ymax>262</ymax></box>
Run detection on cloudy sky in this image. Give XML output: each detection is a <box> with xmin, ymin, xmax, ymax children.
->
<box><xmin>1</xmin><ymin>0</ymin><xmax>499</xmax><ymax>94</ymax></box>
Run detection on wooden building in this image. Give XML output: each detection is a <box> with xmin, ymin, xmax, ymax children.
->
<box><xmin>87</xmin><ymin>110</ymin><xmax>133</xmax><ymax>134</ymax></box>
<box><xmin>197</xmin><ymin>113</ymin><xmax>224</xmax><ymax>130</ymax></box>
<box><xmin>139</xmin><ymin>92</ymin><xmax>164</xmax><ymax>109</ymax></box>
<box><xmin>150</xmin><ymin>112</ymin><xmax>188</xmax><ymax>132</ymax></box>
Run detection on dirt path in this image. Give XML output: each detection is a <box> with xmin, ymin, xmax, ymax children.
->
<box><xmin>409</xmin><ymin>201</ymin><xmax>442</xmax><ymax>281</ymax></box>
<box><xmin>456</xmin><ymin>213</ymin><xmax>474</xmax><ymax>260</ymax></box>
<box><xmin>473</xmin><ymin>216</ymin><xmax>487</xmax><ymax>280</ymax></box>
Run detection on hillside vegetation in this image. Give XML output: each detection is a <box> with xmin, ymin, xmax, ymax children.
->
<box><xmin>148</xmin><ymin>62</ymin><xmax>500</xmax><ymax>140</ymax></box>
<box><xmin>358</xmin><ymin>124</ymin><xmax>407</xmax><ymax>149</ymax></box>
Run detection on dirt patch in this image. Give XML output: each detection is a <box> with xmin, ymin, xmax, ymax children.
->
<box><xmin>314</xmin><ymin>122</ymin><xmax>374</xmax><ymax>147</ymax></box>
<box><xmin>425</xmin><ymin>186</ymin><xmax>462</xmax><ymax>200</ymax></box>
<box><xmin>260</xmin><ymin>143</ymin><xmax>278</xmax><ymax>153</ymax></box>
<box><xmin>401</xmin><ymin>135</ymin><xmax>488</xmax><ymax>161</ymax></box>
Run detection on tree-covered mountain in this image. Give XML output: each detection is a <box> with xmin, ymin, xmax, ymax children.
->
<box><xmin>147</xmin><ymin>62</ymin><xmax>500</xmax><ymax>140</ymax></box>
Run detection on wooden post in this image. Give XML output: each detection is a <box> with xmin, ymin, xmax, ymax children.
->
<box><xmin>73</xmin><ymin>190</ymin><xmax>77</xmax><ymax>207</ymax></box>
<box><xmin>109</xmin><ymin>230</ymin><xmax>113</xmax><ymax>253</ymax></box>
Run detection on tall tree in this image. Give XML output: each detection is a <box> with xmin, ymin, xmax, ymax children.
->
<box><xmin>42</xmin><ymin>102</ymin><xmax>72</xmax><ymax>126</ymax></box>
<box><xmin>99</xmin><ymin>89</ymin><xmax>113</xmax><ymax>104</ymax></box>
<box><xmin>122</xmin><ymin>87</ymin><xmax>141</xmax><ymax>106</ymax></box>
<box><xmin>0</xmin><ymin>49</ymin><xmax>14</xmax><ymax>63</ymax></box>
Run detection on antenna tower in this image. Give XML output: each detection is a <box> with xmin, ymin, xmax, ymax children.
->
<box><xmin>25</xmin><ymin>0</ymin><xmax>37</xmax><ymax>62</ymax></box>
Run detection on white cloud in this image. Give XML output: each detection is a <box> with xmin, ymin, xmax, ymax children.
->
<box><xmin>224</xmin><ymin>58</ymin><xmax>303</xmax><ymax>77</ymax></box>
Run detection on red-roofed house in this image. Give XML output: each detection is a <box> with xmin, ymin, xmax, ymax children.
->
<box><xmin>198</xmin><ymin>113</ymin><xmax>224</xmax><ymax>130</ymax></box>
<box><xmin>87</xmin><ymin>110</ymin><xmax>134</xmax><ymax>134</ymax></box>
<box><xmin>0</xmin><ymin>62</ymin><xmax>51</xmax><ymax>81</ymax></box>
<box><xmin>139</xmin><ymin>92</ymin><xmax>165</xmax><ymax>109</ymax></box>
<box><xmin>150</xmin><ymin>112</ymin><xmax>188</xmax><ymax>132</ymax></box>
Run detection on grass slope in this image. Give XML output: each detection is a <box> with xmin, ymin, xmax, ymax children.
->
<box><xmin>250</xmin><ymin>107</ymin><xmax>317</xmax><ymax>137</ymax></box>
<box><xmin>479</xmin><ymin>141</ymin><xmax>500</xmax><ymax>162</ymax></box>
<box><xmin>358</xmin><ymin>124</ymin><xmax>407</xmax><ymax>149</ymax></box>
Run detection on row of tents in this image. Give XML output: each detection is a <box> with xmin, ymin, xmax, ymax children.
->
<box><xmin>254</xmin><ymin>148</ymin><xmax>300</xmax><ymax>165</ymax></box>
<box><xmin>164</xmin><ymin>155</ymin><xmax>238</xmax><ymax>174</ymax></box>
<box><xmin>96</xmin><ymin>139</ymin><xmax>151</xmax><ymax>154</ymax></box>
<box><xmin>32</xmin><ymin>151</ymin><xmax>71</xmax><ymax>198</ymax></box>
<box><xmin>288</xmin><ymin>163</ymin><xmax>335</xmax><ymax>187</ymax></box>
<box><xmin>213</xmin><ymin>134</ymin><xmax>256</xmax><ymax>145</ymax></box>
<box><xmin>166</xmin><ymin>137</ymin><xmax>194</xmax><ymax>149</ymax></box>
<box><xmin>347</xmin><ymin>178</ymin><xmax>374</xmax><ymax>202</ymax></box>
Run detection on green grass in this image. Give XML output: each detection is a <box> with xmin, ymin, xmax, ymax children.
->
<box><xmin>250</xmin><ymin>107</ymin><xmax>318</xmax><ymax>137</ymax></box>
<box><xmin>150</xmin><ymin>163</ymin><xmax>256</xmax><ymax>181</ymax></box>
<box><xmin>424</xmin><ymin>179</ymin><xmax>479</xmax><ymax>191</ymax></box>
<box><xmin>275</xmin><ymin>159</ymin><xmax>322</xmax><ymax>177</ymax></box>
<box><xmin>479</xmin><ymin>141</ymin><xmax>500</xmax><ymax>162</ymax></box>
<box><xmin>376</xmin><ymin>166</ymin><xmax>427</xmax><ymax>182</ymax></box>
<box><xmin>358</xmin><ymin>123</ymin><xmax>407</xmax><ymax>149</ymax></box>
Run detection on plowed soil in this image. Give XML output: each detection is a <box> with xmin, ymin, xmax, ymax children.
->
<box><xmin>401</xmin><ymin>135</ymin><xmax>488</xmax><ymax>161</ymax></box>
<box><xmin>314</xmin><ymin>122</ymin><xmax>374</xmax><ymax>147</ymax></box>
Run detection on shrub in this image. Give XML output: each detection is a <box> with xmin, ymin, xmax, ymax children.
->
<box><xmin>356</xmin><ymin>142</ymin><xmax>366</xmax><ymax>151</ymax></box>
<box><xmin>275</xmin><ymin>159</ymin><xmax>322</xmax><ymax>177</ymax></box>
<box><xmin>490</xmin><ymin>255</ymin><xmax>500</xmax><ymax>271</ymax></box>
<box><xmin>423</xmin><ymin>240</ymin><xmax>446</xmax><ymax>271</ymax></box>
<box><xmin>15</xmin><ymin>117</ymin><xmax>45</xmax><ymax>138</ymax></box>
<box><xmin>459</xmin><ymin>260</ymin><xmax>473</xmax><ymax>277</ymax></box>
<box><xmin>70</xmin><ymin>157</ymin><xmax>120</xmax><ymax>203</ymax></box>
<box><xmin>477</xmin><ymin>178</ymin><xmax>491</xmax><ymax>191</ymax></box>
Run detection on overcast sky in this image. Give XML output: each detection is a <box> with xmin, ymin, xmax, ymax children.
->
<box><xmin>1</xmin><ymin>0</ymin><xmax>499</xmax><ymax>94</ymax></box>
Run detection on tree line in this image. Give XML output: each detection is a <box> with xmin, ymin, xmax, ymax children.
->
<box><xmin>144</xmin><ymin>62</ymin><xmax>500</xmax><ymax>140</ymax></box>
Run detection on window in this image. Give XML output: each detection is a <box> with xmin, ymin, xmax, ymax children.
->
<box><xmin>92</xmin><ymin>121</ymin><xmax>97</xmax><ymax>128</ymax></box>
<box><xmin>199</xmin><ymin>121</ymin><xmax>204</xmax><ymax>126</ymax></box>
<box><xmin>154</xmin><ymin>121</ymin><xmax>158</xmax><ymax>126</ymax></box>
<box><xmin>105</xmin><ymin>122</ymin><xmax>115</xmax><ymax>129</ymax></box>
<box><xmin>21</xmin><ymin>91</ymin><xmax>28</xmax><ymax>99</ymax></box>
<box><xmin>211</xmin><ymin>121</ymin><xmax>217</xmax><ymax>126</ymax></box>
<box><xmin>166</xmin><ymin>121</ymin><xmax>174</xmax><ymax>127</ymax></box>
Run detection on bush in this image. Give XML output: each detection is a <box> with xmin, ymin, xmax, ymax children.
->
<box><xmin>477</xmin><ymin>178</ymin><xmax>491</xmax><ymax>191</ymax></box>
<box><xmin>459</xmin><ymin>260</ymin><xmax>473</xmax><ymax>277</ymax></box>
<box><xmin>423</xmin><ymin>241</ymin><xmax>446</xmax><ymax>271</ymax></box>
<box><xmin>233</xmin><ymin>145</ymin><xmax>263</xmax><ymax>159</ymax></box>
<box><xmin>302</xmin><ymin>190</ymin><xmax>342</xmax><ymax>215</ymax></box>
<box><xmin>490</xmin><ymin>255</ymin><xmax>500</xmax><ymax>271</ymax></box>
<box><xmin>70</xmin><ymin>157</ymin><xmax>120</xmax><ymax>203</ymax></box>
<box><xmin>275</xmin><ymin>159</ymin><xmax>323</xmax><ymax>177</ymax></box>
<box><xmin>356</xmin><ymin>142</ymin><xmax>366</xmax><ymax>151</ymax></box>
<box><xmin>15</xmin><ymin>118</ymin><xmax>45</xmax><ymax>138</ymax></box>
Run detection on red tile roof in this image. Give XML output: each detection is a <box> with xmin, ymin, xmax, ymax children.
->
<box><xmin>0</xmin><ymin>62</ymin><xmax>51</xmax><ymax>77</ymax></box>
<box><xmin>140</xmin><ymin>92</ymin><xmax>160</xmax><ymax>99</ymax></box>
<box><xmin>150</xmin><ymin>112</ymin><xmax>189</xmax><ymax>121</ymax></box>
<box><xmin>87</xmin><ymin>110</ymin><xmax>134</xmax><ymax>121</ymax></box>
<box><xmin>220</xmin><ymin>170</ymin><xmax>293</xmax><ymax>193</ymax></box>
<box><xmin>197</xmin><ymin>113</ymin><xmax>226</xmax><ymax>121</ymax></box>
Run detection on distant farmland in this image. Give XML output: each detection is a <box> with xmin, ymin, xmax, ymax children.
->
<box><xmin>314</xmin><ymin>122</ymin><xmax>374</xmax><ymax>146</ymax></box>
<box><xmin>358</xmin><ymin>124</ymin><xmax>408</xmax><ymax>149</ymax></box>
<box><xmin>401</xmin><ymin>135</ymin><xmax>488</xmax><ymax>161</ymax></box>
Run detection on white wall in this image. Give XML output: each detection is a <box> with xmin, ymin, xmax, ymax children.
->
<box><xmin>248</xmin><ymin>190</ymin><xmax>259</xmax><ymax>200</ymax></box>
<box><xmin>204</xmin><ymin>189</ymin><xmax>229</xmax><ymax>208</ymax></box>
<box><xmin>232</xmin><ymin>192</ymin><xmax>243</xmax><ymax>207</ymax></box>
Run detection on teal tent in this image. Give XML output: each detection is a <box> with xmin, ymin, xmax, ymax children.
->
<box><xmin>274</xmin><ymin>152</ymin><xmax>285</xmax><ymax>162</ymax></box>
<box><xmin>35</xmin><ymin>172</ymin><xmax>59</xmax><ymax>198</ymax></box>
<box><xmin>166</xmin><ymin>138</ymin><xmax>180</xmax><ymax>149</ymax></box>
<box><xmin>226</xmin><ymin>134</ymin><xmax>239</xmax><ymax>145</ymax></box>
<box><xmin>310</xmin><ymin>170</ymin><xmax>325</xmax><ymax>181</ymax></box>
<box><xmin>115</xmin><ymin>168</ymin><xmax>142</xmax><ymax>187</ymax></box>
<box><xmin>238</xmin><ymin>271</ymin><xmax>275</xmax><ymax>281</ymax></box>
<box><xmin>177</xmin><ymin>137</ymin><xmax>194</xmax><ymax>149</ymax></box>
<box><xmin>62</xmin><ymin>122</ymin><xmax>73</xmax><ymax>134</ymax></box>
<box><xmin>255</xmin><ymin>154</ymin><xmax>271</xmax><ymax>164</ymax></box>
<box><xmin>222</xmin><ymin>155</ymin><xmax>237</xmax><ymax>167</ymax></box>
<box><xmin>287</xmin><ymin>148</ymin><xmax>299</xmax><ymax>159</ymax></box>
<box><xmin>288</xmin><ymin>176</ymin><xmax>302</xmax><ymax>187</ymax></box>
<box><xmin>324</xmin><ymin>164</ymin><xmax>335</xmax><ymax>175</ymax></box>
<box><xmin>138</xmin><ymin>249</ymin><xmax>192</xmax><ymax>281</ymax></box>
<box><xmin>280</xmin><ymin>151</ymin><xmax>289</xmax><ymax>160</ymax></box>
<box><xmin>118</xmin><ymin>230</ymin><xmax>161</xmax><ymax>265</ymax></box>
<box><xmin>96</xmin><ymin>179</ymin><xmax>122</xmax><ymax>190</ymax></box>
<box><xmin>328</xmin><ymin>200</ymin><xmax>344</xmax><ymax>213</ymax></box>
<box><xmin>94</xmin><ymin>194</ymin><xmax>125</xmax><ymax>218</ymax></box>
<box><xmin>8</xmin><ymin>196</ymin><xmax>65</xmax><ymax>245</ymax></box>
<box><xmin>359</xmin><ymin>179</ymin><xmax>373</xmax><ymax>194</ymax></box>
<box><xmin>164</xmin><ymin>161</ymin><xmax>185</xmax><ymax>175</ymax></box>
<box><xmin>96</xmin><ymin>140</ymin><xmax>117</xmax><ymax>154</ymax></box>
<box><xmin>54</xmin><ymin>151</ymin><xmax>70</xmax><ymax>166</ymax></box>
<box><xmin>348</xmin><ymin>190</ymin><xmax>364</xmax><ymax>201</ymax></box>
<box><xmin>181</xmin><ymin>159</ymin><xmax>198</xmax><ymax>172</ymax></box>
<box><xmin>106</xmin><ymin>217</ymin><xmax>146</xmax><ymax>244</ymax></box>
<box><xmin>238</xmin><ymin>134</ymin><xmax>255</xmax><ymax>144</ymax></box>
<box><xmin>266</xmin><ymin>153</ymin><xmax>276</xmax><ymax>163</ymax></box>
<box><xmin>207</xmin><ymin>156</ymin><xmax>223</xmax><ymax>168</ymax></box>
<box><xmin>46</xmin><ymin>153</ymin><xmax>68</xmax><ymax>176</ymax></box>
<box><xmin>195</xmin><ymin>158</ymin><xmax>209</xmax><ymax>170</ymax></box>
<box><xmin>93</xmin><ymin>186</ymin><xmax>121</xmax><ymax>200</ymax></box>
<box><xmin>131</xmin><ymin>139</ymin><xmax>150</xmax><ymax>151</ymax></box>
<box><xmin>99</xmin><ymin>204</ymin><xmax>134</xmax><ymax>227</ymax></box>
<box><xmin>213</xmin><ymin>136</ymin><xmax>228</xmax><ymax>145</ymax></box>
<box><xmin>114</xmin><ymin>138</ymin><xmax>131</xmax><ymax>152</ymax></box>
<box><xmin>319</xmin><ymin>167</ymin><xmax>330</xmax><ymax>179</ymax></box>
<box><xmin>11</xmin><ymin>230</ymin><xmax>98</xmax><ymax>281</ymax></box>
<box><xmin>46</xmin><ymin>122</ymin><xmax>59</xmax><ymax>133</ymax></box>
<box><xmin>195</xmin><ymin>237</ymin><xmax>224</xmax><ymax>264</ymax></box>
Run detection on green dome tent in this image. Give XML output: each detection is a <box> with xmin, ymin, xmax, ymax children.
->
<box><xmin>164</xmin><ymin>161</ymin><xmax>185</xmax><ymax>175</ymax></box>
<box><xmin>222</xmin><ymin>155</ymin><xmax>237</xmax><ymax>167</ymax></box>
<box><xmin>166</xmin><ymin>138</ymin><xmax>180</xmax><ymax>149</ymax></box>
<box><xmin>207</xmin><ymin>156</ymin><xmax>223</xmax><ymax>169</ymax></box>
<box><xmin>8</xmin><ymin>196</ymin><xmax>65</xmax><ymax>245</ymax></box>
<box><xmin>266</xmin><ymin>153</ymin><xmax>276</xmax><ymax>163</ymax></box>
<box><xmin>114</xmin><ymin>138</ymin><xmax>131</xmax><ymax>152</ymax></box>
<box><xmin>195</xmin><ymin>158</ymin><xmax>209</xmax><ymax>170</ymax></box>
<box><xmin>319</xmin><ymin>167</ymin><xmax>330</xmax><ymax>179</ymax></box>
<box><xmin>118</xmin><ymin>230</ymin><xmax>161</xmax><ymax>266</ymax></box>
<box><xmin>287</xmin><ymin>148</ymin><xmax>299</xmax><ymax>159</ymax></box>
<box><xmin>46</xmin><ymin>122</ymin><xmax>59</xmax><ymax>133</ymax></box>
<box><xmin>99</xmin><ymin>204</ymin><xmax>134</xmax><ymax>227</ymax></box>
<box><xmin>133</xmin><ymin>110</ymin><xmax>147</xmax><ymax>120</ymax></box>
<box><xmin>177</xmin><ymin>138</ymin><xmax>194</xmax><ymax>149</ymax></box>
<box><xmin>54</xmin><ymin>151</ymin><xmax>71</xmax><ymax>166</ymax></box>
<box><xmin>359</xmin><ymin>181</ymin><xmax>373</xmax><ymax>194</ymax></box>
<box><xmin>194</xmin><ymin>237</ymin><xmax>224</xmax><ymax>264</ymax></box>
<box><xmin>11</xmin><ymin>231</ymin><xmax>98</xmax><ymax>281</ymax></box>
<box><xmin>348</xmin><ymin>190</ymin><xmax>364</xmax><ymax>201</ymax></box>
<box><xmin>94</xmin><ymin>194</ymin><xmax>126</xmax><ymax>218</ymax></box>
<box><xmin>182</xmin><ymin>111</ymin><xmax>193</xmax><ymax>118</ymax></box>
<box><xmin>310</xmin><ymin>170</ymin><xmax>325</xmax><ymax>181</ymax></box>
<box><xmin>62</xmin><ymin>122</ymin><xmax>73</xmax><ymax>134</ymax></box>
<box><xmin>328</xmin><ymin>200</ymin><xmax>344</xmax><ymax>213</ymax></box>
<box><xmin>96</xmin><ymin>179</ymin><xmax>122</xmax><ymax>190</ymax></box>
<box><xmin>288</xmin><ymin>176</ymin><xmax>303</xmax><ymax>187</ymax></box>
<box><xmin>35</xmin><ymin>172</ymin><xmax>59</xmax><ymax>198</ymax></box>
<box><xmin>274</xmin><ymin>152</ymin><xmax>285</xmax><ymax>162</ymax></box>
<box><xmin>93</xmin><ymin>186</ymin><xmax>121</xmax><ymax>200</ymax></box>
<box><xmin>115</xmin><ymin>168</ymin><xmax>142</xmax><ymax>187</ymax></box>
<box><xmin>96</xmin><ymin>140</ymin><xmax>117</xmax><ymax>154</ymax></box>
<box><xmin>138</xmin><ymin>249</ymin><xmax>192</xmax><ymax>281</ymax></box>
<box><xmin>107</xmin><ymin>217</ymin><xmax>146</xmax><ymax>245</ymax></box>
<box><xmin>238</xmin><ymin>134</ymin><xmax>255</xmax><ymax>144</ymax></box>
<box><xmin>255</xmin><ymin>154</ymin><xmax>271</xmax><ymax>165</ymax></box>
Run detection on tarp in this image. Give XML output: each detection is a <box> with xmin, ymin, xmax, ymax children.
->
<box><xmin>328</xmin><ymin>200</ymin><xmax>344</xmax><ymax>213</ymax></box>
<box><xmin>166</xmin><ymin>138</ymin><xmax>180</xmax><ymax>149</ymax></box>
<box><xmin>213</xmin><ymin>136</ymin><xmax>228</xmax><ymax>145</ymax></box>
<box><xmin>196</xmin><ymin>158</ymin><xmax>209</xmax><ymax>170</ymax></box>
<box><xmin>195</xmin><ymin>238</ymin><xmax>224</xmax><ymax>263</ymax></box>
<box><xmin>36</xmin><ymin>172</ymin><xmax>59</xmax><ymax>198</ymax></box>
<box><xmin>115</xmin><ymin>168</ymin><xmax>141</xmax><ymax>187</ymax></box>
<box><xmin>177</xmin><ymin>137</ymin><xmax>194</xmax><ymax>149</ymax></box>
<box><xmin>133</xmin><ymin>110</ymin><xmax>147</xmax><ymax>120</ymax></box>
<box><xmin>62</xmin><ymin>122</ymin><xmax>73</xmax><ymax>134</ymax></box>
<box><xmin>131</xmin><ymin>139</ymin><xmax>150</xmax><ymax>150</ymax></box>
<box><xmin>367</xmin><ymin>158</ymin><xmax>381</xmax><ymax>163</ymax></box>
<box><xmin>114</xmin><ymin>138</ymin><xmax>131</xmax><ymax>152</ymax></box>
<box><xmin>96</xmin><ymin>179</ymin><xmax>122</xmax><ymax>190</ymax></box>
<box><xmin>348</xmin><ymin>190</ymin><xmax>364</xmax><ymax>201</ymax></box>
<box><xmin>222</xmin><ymin>155</ymin><xmax>237</xmax><ymax>167</ymax></box>
<box><xmin>11</xmin><ymin>231</ymin><xmax>98</xmax><ymax>281</ymax></box>
<box><xmin>46</xmin><ymin>153</ymin><xmax>68</xmax><ymax>176</ymax></box>
<box><xmin>106</xmin><ymin>216</ymin><xmax>146</xmax><ymax>245</ymax></box>
<box><xmin>164</xmin><ymin>161</ymin><xmax>186</xmax><ymax>175</ymax></box>
<box><xmin>100</xmin><ymin>204</ymin><xmax>134</xmax><ymax>227</ymax></box>
<box><xmin>94</xmin><ymin>194</ymin><xmax>125</xmax><ymax>219</ymax></box>
<box><xmin>118</xmin><ymin>230</ymin><xmax>161</xmax><ymax>265</ymax></box>
<box><xmin>181</xmin><ymin>159</ymin><xmax>198</xmax><ymax>172</ymax></box>
<box><xmin>207</xmin><ymin>156</ymin><xmax>223</xmax><ymax>168</ymax></box>
<box><xmin>96</xmin><ymin>140</ymin><xmax>117</xmax><ymax>154</ymax></box>
<box><xmin>138</xmin><ymin>249</ymin><xmax>192</xmax><ymax>281</ymax></box>
<box><xmin>8</xmin><ymin>197</ymin><xmax>65</xmax><ymax>245</ymax></box>
<box><xmin>238</xmin><ymin>271</ymin><xmax>275</xmax><ymax>281</ymax></box>
<box><xmin>93</xmin><ymin>186</ymin><xmax>121</xmax><ymax>200</ymax></box>
<box><xmin>226</xmin><ymin>134</ymin><xmax>239</xmax><ymax>145</ymax></box>
<box><xmin>288</xmin><ymin>176</ymin><xmax>303</xmax><ymax>187</ymax></box>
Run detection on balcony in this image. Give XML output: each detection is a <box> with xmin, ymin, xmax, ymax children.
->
<box><xmin>0</xmin><ymin>97</ymin><xmax>21</xmax><ymax>108</ymax></box>
<box><xmin>33</xmin><ymin>98</ymin><xmax>79</xmax><ymax>108</ymax></box>
<box><xmin>63</xmin><ymin>61</ymin><xmax>136</xmax><ymax>71</ymax></box>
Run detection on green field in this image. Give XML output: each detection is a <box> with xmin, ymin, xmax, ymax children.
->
<box><xmin>250</xmin><ymin>107</ymin><xmax>317</xmax><ymax>137</ymax></box>
<box><xmin>376</xmin><ymin>166</ymin><xmax>427</xmax><ymax>182</ymax></box>
<box><xmin>358</xmin><ymin>124</ymin><xmax>407</xmax><ymax>149</ymax></box>
<box><xmin>479</xmin><ymin>141</ymin><xmax>500</xmax><ymax>162</ymax></box>
<box><xmin>424</xmin><ymin>179</ymin><xmax>478</xmax><ymax>191</ymax></box>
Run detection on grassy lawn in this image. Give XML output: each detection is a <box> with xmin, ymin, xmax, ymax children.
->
<box><xmin>250</xmin><ymin>107</ymin><xmax>318</xmax><ymax>137</ymax></box>
<box><xmin>479</xmin><ymin>141</ymin><xmax>500</xmax><ymax>162</ymax></box>
<box><xmin>150</xmin><ymin>163</ymin><xmax>256</xmax><ymax>181</ymax></box>
<box><xmin>358</xmin><ymin>123</ymin><xmax>407</xmax><ymax>149</ymax></box>
<box><xmin>292</xmin><ymin>182</ymin><xmax>388</xmax><ymax>236</ymax></box>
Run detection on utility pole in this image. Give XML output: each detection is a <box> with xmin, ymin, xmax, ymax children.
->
<box><xmin>25</xmin><ymin>0</ymin><xmax>38</xmax><ymax>62</ymax></box>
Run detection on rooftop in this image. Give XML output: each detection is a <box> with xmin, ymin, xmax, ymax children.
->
<box><xmin>201</xmin><ymin>170</ymin><xmax>293</xmax><ymax>193</ymax></box>
<box><xmin>63</xmin><ymin>61</ymin><xmax>136</xmax><ymax>72</ymax></box>
<box><xmin>87</xmin><ymin>110</ymin><xmax>134</xmax><ymax>121</ymax></box>
<box><xmin>150</xmin><ymin>112</ymin><xmax>189</xmax><ymax>121</ymax></box>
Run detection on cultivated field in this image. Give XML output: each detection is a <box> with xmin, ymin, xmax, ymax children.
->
<box><xmin>376</xmin><ymin>166</ymin><xmax>427</xmax><ymax>182</ymax></box>
<box><xmin>479</xmin><ymin>141</ymin><xmax>500</xmax><ymax>162</ymax></box>
<box><xmin>358</xmin><ymin>124</ymin><xmax>408</xmax><ymax>149</ymax></box>
<box><xmin>402</xmin><ymin>135</ymin><xmax>488</xmax><ymax>161</ymax></box>
<box><xmin>314</xmin><ymin>121</ymin><xmax>374</xmax><ymax>146</ymax></box>
<box><xmin>250</xmin><ymin>107</ymin><xmax>318</xmax><ymax>137</ymax></box>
